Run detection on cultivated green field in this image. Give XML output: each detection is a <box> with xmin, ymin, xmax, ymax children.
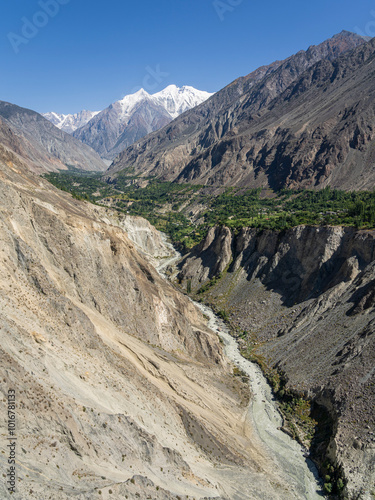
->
<box><xmin>45</xmin><ymin>171</ymin><xmax>375</xmax><ymax>251</ymax></box>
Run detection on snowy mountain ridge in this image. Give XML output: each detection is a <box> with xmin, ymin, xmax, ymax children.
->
<box><xmin>42</xmin><ymin>110</ymin><xmax>100</xmax><ymax>134</ymax></box>
<box><xmin>69</xmin><ymin>85</ymin><xmax>214</xmax><ymax>161</ymax></box>
<box><xmin>44</xmin><ymin>85</ymin><xmax>213</xmax><ymax>136</ymax></box>
<box><xmin>115</xmin><ymin>85</ymin><xmax>213</xmax><ymax>121</ymax></box>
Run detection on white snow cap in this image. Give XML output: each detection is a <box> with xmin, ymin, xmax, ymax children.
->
<box><xmin>44</xmin><ymin>85</ymin><xmax>214</xmax><ymax>131</ymax></box>
<box><xmin>42</xmin><ymin>110</ymin><xmax>100</xmax><ymax>133</ymax></box>
<box><xmin>152</xmin><ymin>85</ymin><xmax>214</xmax><ymax>118</ymax></box>
<box><xmin>116</xmin><ymin>85</ymin><xmax>214</xmax><ymax>120</ymax></box>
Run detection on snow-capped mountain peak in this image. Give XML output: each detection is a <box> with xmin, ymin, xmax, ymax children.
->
<box><xmin>111</xmin><ymin>85</ymin><xmax>214</xmax><ymax>124</ymax></box>
<box><xmin>46</xmin><ymin>85</ymin><xmax>214</xmax><ymax>160</ymax></box>
<box><xmin>122</xmin><ymin>88</ymin><xmax>150</xmax><ymax>99</ymax></box>
<box><xmin>117</xmin><ymin>88</ymin><xmax>153</xmax><ymax>118</ymax></box>
<box><xmin>44</xmin><ymin>85</ymin><xmax>213</xmax><ymax>136</ymax></box>
<box><xmin>152</xmin><ymin>85</ymin><xmax>214</xmax><ymax>118</ymax></box>
<box><xmin>42</xmin><ymin>110</ymin><xmax>100</xmax><ymax>134</ymax></box>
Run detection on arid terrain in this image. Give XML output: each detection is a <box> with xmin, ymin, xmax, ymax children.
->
<box><xmin>177</xmin><ymin>225</ymin><xmax>375</xmax><ymax>498</ymax></box>
<box><xmin>0</xmin><ymin>144</ymin><xmax>326</xmax><ymax>499</ymax></box>
<box><xmin>109</xmin><ymin>33</ymin><xmax>375</xmax><ymax>192</ymax></box>
<box><xmin>1</xmin><ymin>24</ymin><xmax>374</xmax><ymax>500</ymax></box>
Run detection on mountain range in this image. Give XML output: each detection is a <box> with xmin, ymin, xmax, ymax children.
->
<box><xmin>42</xmin><ymin>110</ymin><xmax>100</xmax><ymax>134</ymax></box>
<box><xmin>108</xmin><ymin>31</ymin><xmax>374</xmax><ymax>191</ymax></box>
<box><xmin>44</xmin><ymin>85</ymin><xmax>213</xmax><ymax>161</ymax></box>
<box><xmin>0</xmin><ymin>101</ymin><xmax>106</xmax><ymax>173</ymax></box>
<box><xmin>1</xmin><ymin>29</ymin><xmax>375</xmax><ymax>499</ymax></box>
<box><xmin>0</xmin><ymin>133</ymin><xmax>270</xmax><ymax>499</ymax></box>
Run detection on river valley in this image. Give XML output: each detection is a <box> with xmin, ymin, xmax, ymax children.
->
<box><xmin>154</xmin><ymin>233</ymin><xmax>324</xmax><ymax>499</ymax></box>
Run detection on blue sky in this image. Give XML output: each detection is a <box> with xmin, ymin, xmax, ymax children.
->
<box><xmin>0</xmin><ymin>0</ymin><xmax>374</xmax><ymax>114</ymax></box>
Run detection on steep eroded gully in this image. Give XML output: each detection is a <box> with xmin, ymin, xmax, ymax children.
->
<box><xmin>155</xmin><ymin>235</ymin><xmax>324</xmax><ymax>500</ymax></box>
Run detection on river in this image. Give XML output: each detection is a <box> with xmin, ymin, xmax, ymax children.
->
<box><xmin>156</xmin><ymin>235</ymin><xmax>324</xmax><ymax>499</ymax></box>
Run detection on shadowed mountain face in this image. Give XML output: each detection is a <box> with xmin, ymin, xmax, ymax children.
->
<box><xmin>0</xmin><ymin>101</ymin><xmax>106</xmax><ymax>173</ymax></box>
<box><xmin>108</xmin><ymin>31</ymin><xmax>374</xmax><ymax>190</ymax></box>
<box><xmin>74</xmin><ymin>97</ymin><xmax>172</xmax><ymax>161</ymax></box>
<box><xmin>0</xmin><ymin>116</ymin><xmax>63</xmax><ymax>174</ymax></box>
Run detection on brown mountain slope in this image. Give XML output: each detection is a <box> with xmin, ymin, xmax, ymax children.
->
<box><xmin>0</xmin><ymin>140</ymin><xmax>321</xmax><ymax>498</ymax></box>
<box><xmin>0</xmin><ymin>116</ymin><xmax>66</xmax><ymax>173</ymax></box>
<box><xmin>0</xmin><ymin>101</ymin><xmax>106</xmax><ymax>173</ymax></box>
<box><xmin>175</xmin><ymin>37</ymin><xmax>375</xmax><ymax>190</ymax></box>
<box><xmin>176</xmin><ymin>225</ymin><xmax>375</xmax><ymax>498</ymax></box>
<box><xmin>108</xmin><ymin>31</ymin><xmax>371</xmax><ymax>189</ymax></box>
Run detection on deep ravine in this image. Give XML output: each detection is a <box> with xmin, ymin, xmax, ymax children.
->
<box><xmin>155</xmin><ymin>235</ymin><xmax>324</xmax><ymax>500</ymax></box>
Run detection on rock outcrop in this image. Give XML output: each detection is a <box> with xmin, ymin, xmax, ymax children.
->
<box><xmin>116</xmin><ymin>214</ymin><xmax>172</xmax><ymax>260</ymax></box>
<box><xmin>177</xmin><ymin>225</ymin><xmax>375</xmax><ymax>498</ymax></box>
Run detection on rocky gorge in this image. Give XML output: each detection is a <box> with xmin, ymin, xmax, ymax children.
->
<box><xmin>176</xmin><ymin>224</ymin><xmax>375</xmax><ymax>498</ymax></box>
<box><xmin>0</xmin><ymin>144</ymin><xmax>330</xmax><ymax>499</ymax></box>
<box><xmin>1</xmin><ymin>121</ymin><xmax>374</xmax><ymax>497</ymax></box>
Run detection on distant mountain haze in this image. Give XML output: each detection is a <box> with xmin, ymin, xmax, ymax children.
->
<box><xmin>0</xmin><ymin>101</ymin><xmax>106</xmax><ymax>173</ymax></box>
<box><xmin>42</xmin><ymin>110</ymin><xmax>100</xmax><ymax>134</ymax></box>
<box><xmin>73</xmin><ymin>85</ymin><xmax>213</xmax><ymax>161</ymax></box>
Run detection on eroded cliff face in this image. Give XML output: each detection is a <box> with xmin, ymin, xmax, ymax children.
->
<box><xmin>177</xmin><ymin>225</ymin><xmax>375</xmax><ymax>498</ymax></box>
<box><xmin>0</xmin><ymin>149</ymin><xmax>316</xmax><ymax>499</ymax></box>
<box><xmin>116</xmin><ymin>214</ymin><xmax>173</xmax><ymax>261</ymax></box>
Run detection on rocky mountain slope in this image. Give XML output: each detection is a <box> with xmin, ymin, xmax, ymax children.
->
<box><xmin>0</xmin><ymin>101</ymin><xmax>106</xmax><ymax>173</ymax></box>
<box><xmin>0</xmin><ymin>116</ymin><xmax>66</xmax><ymax>174</ymax></box>
<box><xmin>73</xmin><ymin>85</ymin><xmax>213</xmax><ymax>161</ymax></box>
<box><xmin>42</xmin><ymin>110</ymin><xmax>100</xmax><ymax>134</ymax></box>
<box><xmin>176</xmin><ymin>225</ymin><xmax>375</xmax><ymax>498</ymax></box>
<box><xmin>0</xmin><ymin>135</ymin><xmax>322</xmax><ymax>498</ymax></box>
<box><xmin>108</xmin><ymin>31</ymin><xmax>373</xmax><ymax>190</ymax></box>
